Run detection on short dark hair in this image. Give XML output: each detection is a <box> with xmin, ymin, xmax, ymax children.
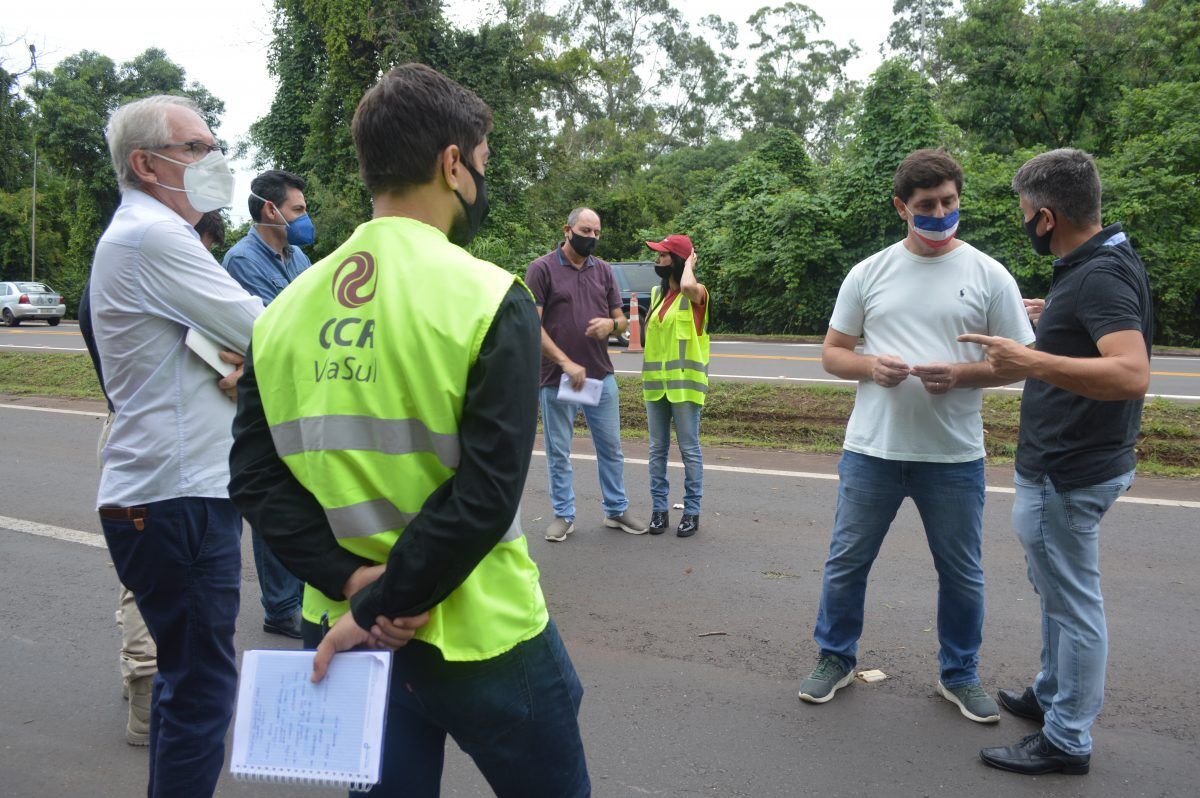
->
<box><xmin>248</xmin><ymin>169</ymin><xmax>307</xmax><ymax>222</ymax></box>
<box><xmin>893</xmin><ymin>149</ymin><xmax>964</xmax><ymax>203</ymax></box>
<box><xmin>1012</xmin><ymin>148</ymin><xmax>1102</xmax><ymax>227</ymax></box>
<box><xmin>193</xmin><ymin>211</ymin><xmax>226</xmax><ymax>248</ymax></box>
<box><xmin>352</xmin><ymin>63</ymin><xmax>493</xmax><ymax>195</ymax></box>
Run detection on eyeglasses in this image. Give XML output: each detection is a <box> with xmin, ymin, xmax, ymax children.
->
<box><xmin>153</xmin><ymin>141</ymin><xmax>227</xmax><ymax>157</ymax></box>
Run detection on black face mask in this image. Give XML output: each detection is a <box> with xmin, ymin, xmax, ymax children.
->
<box><xmin>568</xmin><ymin>231</ymin><xmax>598</xmax><ymax>258</ymax></box>
<box><xmin>654</xmin><ymin>263</ymin><xmax>684</xmax><ymax>283</ymax></box>
<box><xmin>1023</xmin><ymin>208</ymin><xmax>1054</xmax><ymax>257</ymax></box>
<box><xmin>450</xmin><ymin>160</ymin><xmax>489</xmax><ymax>247</ymax></box>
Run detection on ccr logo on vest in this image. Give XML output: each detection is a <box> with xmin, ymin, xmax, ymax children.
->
<box><xmin>315</xmin><ymin>251</ymin><xmax>379</xmax><ymax>384</ymax></box>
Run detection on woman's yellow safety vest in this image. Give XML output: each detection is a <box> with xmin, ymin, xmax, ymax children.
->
<box><xmin>642</xmin><ymin>286</ymin><xmax>711</xmax><ymax>405</ymax></box>
<box><xmin>252</xmin><ymin>216</ymin><xmax>548</xmax><ymax>661</ymax></box>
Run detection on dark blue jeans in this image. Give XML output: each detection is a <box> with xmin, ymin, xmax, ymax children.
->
<box><xmin>303</xmin><ymin>618</ymin><xmax>590</xmax><ymax>797</ymax></box>
<box><xmin>101</xmin><ymin>497</ymin><xmax>241</xmax><ymax>798</ymax></box>
<box><xmin>250</xmin><ymin>525</ymin><xmax>302</xmax><ymax>622</ymax></box>
<box><xmin>813</xmin><ymin>451</ymin><xmax>987</xmax><ymax>687</ymax></box>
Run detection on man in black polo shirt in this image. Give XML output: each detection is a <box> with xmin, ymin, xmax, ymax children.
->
<box><xmin>959</xmin><ymin>148</ymin><xmax>1153</xmax><ymax>776</ymax></box>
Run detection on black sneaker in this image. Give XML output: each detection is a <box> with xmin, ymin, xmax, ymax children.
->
<box><xmin>998</xmin><ymin>686</ymin><xmax>1046</xmax><ymax>723</ymax></box>
<box><xmin>649</xmin><ymin>511</ymin><xmax>669</xmax><ymax>535</ymax></box>
<box><xmin>980</xmin><ymin>731</ymin><xmax>1090</xmax><ymax>775</ymax></box>
<box><xmin>676</xmin><ymin>514</ymin><xmax>699</xmax><ymax>537</ymax></box>
<box><xmin>263</xmin><ymin>613</ymin><xmax>303</xmax><ymax>639</ymax></box>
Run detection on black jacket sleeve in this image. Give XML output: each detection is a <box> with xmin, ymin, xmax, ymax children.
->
<box><xmin>349</xmin><ymin>283</ymin><xmax>541</xmax><ymax>628</ymax></box>
<box><xmin>229</xmin><ymin>344</ymin><xmax>374</xmax><ymax>601</ymax></box>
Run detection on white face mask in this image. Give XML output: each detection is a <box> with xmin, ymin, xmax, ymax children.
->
<box><xmin>149</xmin><ymin>149</ymin><xmax>236</xmax><ymax>212</ymax></box>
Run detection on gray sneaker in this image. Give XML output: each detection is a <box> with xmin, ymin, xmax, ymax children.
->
<box><xmin>604</xmin><ymin>512</ymin><xmax>648</xmax><ymax>534</ymax></box>
<box><xmin>798</xmin><ymin>655</ymin><xmax>854</xmax><ymax>703</ymax></box>
<box><xmin>545</xmin><ymin>517</ymin><xmax>575</xmax><ymax>542</ymax></box>
<box><xmin>938</xmin><ymin>681</ymin><xmax>1001</xmax><ymax>723</ymax></box>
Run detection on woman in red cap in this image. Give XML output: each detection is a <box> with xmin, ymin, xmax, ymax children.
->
<box><xmin>642</xmin><ymin>234</ymin><xmax>710</xmax><ymax>537</ymax></box>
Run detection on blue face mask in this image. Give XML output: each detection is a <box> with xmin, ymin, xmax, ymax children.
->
<box><xmin>251</xmin><ymin>191</ymin><xmax>315</xmax><ymax>247</ymax></box>
<box><xmin>283</xmin><ymin>212</ymin><xmax>315</xmax><ymax>247</ymax></box>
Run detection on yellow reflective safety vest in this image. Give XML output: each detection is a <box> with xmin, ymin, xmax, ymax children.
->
<box><xmin>642</xmin><ymin>286</ymin><xmax>711</xmax><ymax>405</ymax></box>
<box><xmin>252</xmin><ymin>216</ymin><xmax>548</xmax><ymax>661</ymax></box>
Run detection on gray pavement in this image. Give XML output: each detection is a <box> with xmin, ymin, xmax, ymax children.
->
<box><xmin>1</xmin><ymin>403</ymin><xmax>1198</xmax><ymax>797</ymax></box>
<box><xmin>4</xmin><ymin>326</ymin><xmax>1199</xmax><ymax>399</ymax></box>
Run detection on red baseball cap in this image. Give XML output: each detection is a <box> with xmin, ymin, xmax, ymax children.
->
<box><xmin>646</xmin><ymin>234</ymin><xmax>693</xmax><ymax>261</ymax></box>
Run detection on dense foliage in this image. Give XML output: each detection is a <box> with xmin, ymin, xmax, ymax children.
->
<box><xmin>2</xmin><ymin>0</ymin><xmax>1197</xmax><ymax>343</ymax></box>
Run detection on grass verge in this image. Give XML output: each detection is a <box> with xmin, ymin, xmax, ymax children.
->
<box><xmin>3</xmin><ymin>353</ymin><xmax>1197</xmax><ymax>478</ymax></box>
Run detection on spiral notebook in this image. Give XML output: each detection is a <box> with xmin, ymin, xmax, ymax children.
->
<box><xmin>230</xmin><ymin>649</ymin><xmax>392</xmax><ymax>791</ymax></box>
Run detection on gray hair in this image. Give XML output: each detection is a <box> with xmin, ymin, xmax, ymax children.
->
<box><xmin>566</xmin><ymin>207</ymin><xmax>598</xmax><ymax>228</ymax></box>
<box><xmin>106</xmin><ymin>95</ymin><xmax>201</xmax><ymax>191</ymax></box>
<box><xmin>1011</xmin><ymin>148</ymin><xmax>1102</xmax><ymax>227</ymax></box>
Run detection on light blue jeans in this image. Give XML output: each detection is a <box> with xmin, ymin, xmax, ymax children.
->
<box><xmin>646</xmin><ymin>398</ymin><xmax>703</xmax><ymax>515</ymax></box>
<box><xmin>540</xmin><ymin>374</ymin><xmax>628</xmax><ymax>521</ymax></box>
<box><xmin>1013</xmin><ymin>469</ymin><xmax>1134</xmax><ymax>756</ymax></box>
<box><xmin>813</xmin><ymin>450</ymin><xmax>987</xmax><ymax>688</ymax></box>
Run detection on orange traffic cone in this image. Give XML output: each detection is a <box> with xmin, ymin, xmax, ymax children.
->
<box><xmin>625</xmin><ymin>292</ymin><xmax>643</xmax><ymax>353</ymax></box>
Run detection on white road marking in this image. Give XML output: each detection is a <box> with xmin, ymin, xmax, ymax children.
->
<box><xmin>0</xmin><ymin>344</ymin><xmax>88</xmax><ymax>352</ymax></box>
<box><xmin>0</xmin><ymin>403</ymin><xmax>105</xmax><ymax>417</ymax></box>
<box><xmin>1</xmin><ymin>515</ymin><xmax>106</xmax><ymax>548</ymax></box>
<box><xmin>531</xmin><ymin>451</ymin><xmax>1200</xmax><ymax>509</ymax></box>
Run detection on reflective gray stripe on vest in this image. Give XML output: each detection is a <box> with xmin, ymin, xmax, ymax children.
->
<box><xmin>326</xmin><ymin>497</ymin><xmax>523</xmax><ymax>543</ymax></box>
<box><xmin>667</xmin><ymin>379</ymin><xmax>708</xmax><ymax>394</ymax></box>
<box><xmin>270</xmin><ymin>415</ymin><xmax>460</xmax><ymax>469</ymax></box>
<box><xmin>642</xmin><ymin>360</ymin><xmax>664</xmax><ymax>373</ymax></box>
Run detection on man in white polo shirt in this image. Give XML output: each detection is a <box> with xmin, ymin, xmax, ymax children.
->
<box><xmin>90</xmin><ymin>94</ymin><xmax>262</xmax><ymax>798</ymax></box>
<box><xmin>798</xmin><ymin>149</ymin><xmax>1034</xmax><ymax>724</ymax></box>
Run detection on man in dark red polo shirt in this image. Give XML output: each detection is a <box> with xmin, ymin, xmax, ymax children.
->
<box><xmin>525</xmin><ymin>207</ymin><xmax>648</xmax><ymax>541</ymax></box>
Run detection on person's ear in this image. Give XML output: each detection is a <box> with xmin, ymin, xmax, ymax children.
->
<box><xmin>129</xmin><ymin>150</ymin><xmax>160</xmax><ymax>185</ymax></box>
<box><xmin>440</xmin><ymin>145</ymin><xmax>466</xmax><ymax>193</ymax></box>
<box><xmin>1039</xmin><ymin>208</ymin><xmax>1057</xmax><ymax>235</ymax></box>
<box><xmin>893</xmin><ymin>196</ymin><xmax>907</xmax><ymax>218</ymax></box>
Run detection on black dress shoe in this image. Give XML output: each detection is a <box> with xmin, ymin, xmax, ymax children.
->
<box><xmin>676</xmin><ymin>514</ymin><xmax>699</xmax><ymax>537</ymax></box>
<box><xmin>263</xmin><ymin>613</ymin><xmax>303</xmax><ymax>639</ymax></box>
<box><xmin>980</xmin><ymin>731</ymin><xmax>1090</xmax><ymax>775</ymax></box>
<box><xmin>998</xmin><ymin>686</ymin><xmax>1045</xmax><ymax>723</ymax></box>
<box><xmin>649</xmin><ymin>511</ymin><xmax>669</xmax><ymax>535</ymax></box>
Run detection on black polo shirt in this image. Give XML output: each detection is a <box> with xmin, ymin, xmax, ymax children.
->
<box><xmin>1016</xmin><ymin>223</ymin><xmax>1154</xmax><ymax>491</ymax></box>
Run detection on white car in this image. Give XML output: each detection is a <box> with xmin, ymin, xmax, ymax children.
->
<box><xmin>1</xmin><ymin>281</ymin><xmax>66</xmax><ymax>326</ymax></box>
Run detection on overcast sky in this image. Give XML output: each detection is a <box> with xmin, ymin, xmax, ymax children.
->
<box><xmin>2</xmin><ymin>0</ymin><xmax>895</xmax><ymax>220</ymax></box>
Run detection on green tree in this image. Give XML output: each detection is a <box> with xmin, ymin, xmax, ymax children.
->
<box><xmin>741</xmin><ymin>3</ymin><xmax>858</xmax><ymax>140</ymax></box>
<box><xmin>883</xmin><ymin>0</ymin><xmax>953</xmax><ymax>82</ymax></box>
<box><xmin>939</xmin><ymin>0</ymin><xmax>1138</xmax><ymax>155</ymax></box>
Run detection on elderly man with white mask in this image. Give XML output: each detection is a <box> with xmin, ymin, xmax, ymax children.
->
<box><xmin>89</xmin><ymin>94</ymin><xmax>262</xmax><ymax>798</ymax></box>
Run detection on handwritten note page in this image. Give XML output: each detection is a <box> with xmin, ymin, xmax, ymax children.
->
<box><xmin>230</xmin><ymin>650</ymin><xmax>390</xmax><ymax>788</ymax></box>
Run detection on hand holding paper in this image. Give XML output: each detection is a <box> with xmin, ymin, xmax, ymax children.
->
<box><xmin>557</xmin><ymin>373</ymin><xmax>603</xmax><ymax>406</ymax></box>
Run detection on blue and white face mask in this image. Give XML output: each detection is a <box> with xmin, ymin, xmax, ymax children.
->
<box><xmin>904</xmin><ymin>205</ymin><xmax>959</xmax><ymax>249</ymax></box>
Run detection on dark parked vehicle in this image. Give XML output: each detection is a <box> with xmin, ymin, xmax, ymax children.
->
<box><xmin>1</xmin><ymin>281</ymin><xmax>66</xmax><ymax>326</ymax></box>
<box><xmin>609</xmin><ymin>261</ymin><xmax>658</xmax><ymax>347</ymax></box>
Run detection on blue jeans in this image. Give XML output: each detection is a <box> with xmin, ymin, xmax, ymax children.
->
<box><xmin>101</xmin><ymin>497</ymin><xmax>241</xmax><ymax>798</ymax></box>
<box><xmin>250</xmin><ymin>526</ymin><xmax>302</xmax><ymax>622</ymax></box>
<box><xmin>540</xmin><ymin>374</ymin><xmax>628</xmax><ymax>521</ymax></box>
<box><xmin>1013</xmin><ymin>469</ymin><xmax>1134</xmax><ymax>756</ymax></box>
<box><xmin>813</xmin><ymin>450</ymin><xmax>986</xmax><ymax>687</ymax></box>
<box><xmin>303</xmin><ymin>619</ymin><xmax>590</xmax><ymax>797</ymax></box>
<box><xmin>646</xmin><ymin>398</ymin><xmax>703</xmax><ymax>515</ymax></box>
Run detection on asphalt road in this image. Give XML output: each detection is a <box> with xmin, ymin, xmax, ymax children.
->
<box><xmin>3</xmin><ymin>324</ymin><xmax>1199</xmax><ymax>400</ymax></box>
<box><xmin>1</xmin><ymin>400</ymin><xmax>1198</xmax><ymax>797</ymax></box>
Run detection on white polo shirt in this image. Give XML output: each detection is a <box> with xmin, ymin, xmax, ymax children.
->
<box><xmin>91</xmin><ymin>189</ymin><xmax>264</xmax><ymax>507</ymax></box>
<box><xmin>830</xmin><ymin>240</ymin><xmax>1034</xmax><ymax>462</ymax></box>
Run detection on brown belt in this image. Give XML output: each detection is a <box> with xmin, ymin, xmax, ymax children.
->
<box><xmin>99</xmin><ymin>506</ymin><xmax>148</xmax><ymax>530</ymax></box>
